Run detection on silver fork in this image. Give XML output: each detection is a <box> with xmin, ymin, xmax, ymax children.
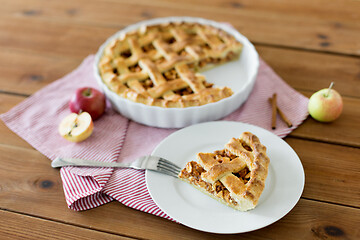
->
<box><xmin>51</xmin><ymin>155</ymin><xmax>181</xmax><ymax>178</ymax></box>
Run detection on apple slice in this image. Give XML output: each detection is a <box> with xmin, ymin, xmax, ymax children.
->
<box><xmin>58</xmin><ymin>112</ymin><xmax>94</xmax><ymax>142</ymax></box>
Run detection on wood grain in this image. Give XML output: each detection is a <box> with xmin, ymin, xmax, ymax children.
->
<box><xmin>0</xmin><ymin>0</ymin><xmax>359</xmax><ymax>238</ymax></box>
<box><xmin>0</xmin><ymin>48</ymin><xmax>81</xmax><ymax>95</ymax></box>
<box><xmin>257</xmin><ymin>46</ymin><xmax>360</xmax><ymax>99</ymax></box>
<box><xmin>291</xmin><ymin>92</ymin><xmax>360</xmax><ymax>148</ymax></box>
<box><xmin>0</xmin><ymin>0</ymin><xmax>359</xmax><ymax>55</ymax></box>
<box><xmin>0</xmin><ymin>210</ymin><xmax>132</xmax><ymax>240</ymax></box>
<box><xmin>0</xmin><ymin>140</ymin><xmax>360</xmax><ymax>239</ymax></box>
<box><xmin>240</xmin><ymin>199</ymin><xmax>360</xmax><ymax>240</ymax></box>
<box><xmin>0</xmin><ymin>16</ymin><xmax>113</xmax><ymax>59</ymax></box>
<box><xmin>286</xmin><ymin>138</ymin><xmax>360</xmax><ymax>208</ymax></box>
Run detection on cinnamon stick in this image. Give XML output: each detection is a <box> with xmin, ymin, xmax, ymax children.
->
<box><xmin>271</xmin><ymin>93</ymin><xmax>277</xmax><ymax>129</ymax></box>
<box><xmin>268</xmin><ymin>97</ymin><xmax>293</xmax><ymax>128</ymax></box>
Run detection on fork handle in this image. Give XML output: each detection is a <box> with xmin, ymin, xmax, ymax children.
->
<box><xmin>51</xmin><ymin>157</ymin><xmax>131</xmax><ymax>168</ymax></box>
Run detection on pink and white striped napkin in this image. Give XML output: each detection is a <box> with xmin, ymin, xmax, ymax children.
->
<box><xmin>1</xmin><ymin>55</ymin><xmax>308</xmax><ymax>220</ymax></box>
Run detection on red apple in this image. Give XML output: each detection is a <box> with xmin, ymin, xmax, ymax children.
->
<box><xmin>308</xmin><ymin>82</ymin><xmax>343</xmax><ymax>122</ymax></box>
<box><xmin>69</xmin><ymin>87</ymin><xmax>106</xmax><ymax>120</ymax></box>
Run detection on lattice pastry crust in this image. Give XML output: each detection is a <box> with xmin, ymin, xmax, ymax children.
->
<box><xmin>179</xmin><ymin>132</ymin><xmax>270</xmax><ymax>211</ymax></box>
<box><xmin>98</xmin><ymin>22</ymin><xmax>243</xmax><ymax>108</ymax></box>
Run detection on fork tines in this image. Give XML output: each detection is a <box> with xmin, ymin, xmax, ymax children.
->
<box><xmin>157</xmin><ymin>158</ymin><xmax>181</xmax><ymax>177</ymax></box>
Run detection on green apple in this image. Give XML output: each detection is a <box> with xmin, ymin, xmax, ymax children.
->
<box><xmin>308</xmin><ymin>83</ymin><xmax>343</xmax><ymax>122</ymax></box>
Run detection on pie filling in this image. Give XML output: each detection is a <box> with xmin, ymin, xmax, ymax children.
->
<box><xmin>179</xmin><ymin>161</ymin><xmax>239</xmax><ymax>206</ymax></box>
<box><xmin>179</xmin><ymin>147</ymin><xmax>252</xmax><ymax>207</ymax></box>
<box><xmin>197</xmin><ymin>51</ymin><xmax>237</xmax><ymax>69</ymax></box>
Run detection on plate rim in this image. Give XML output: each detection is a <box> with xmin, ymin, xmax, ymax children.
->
<box><xmin>146</xmin><ymin>121</ymin><xmax>305</xmax><ymax>234</ymax></box>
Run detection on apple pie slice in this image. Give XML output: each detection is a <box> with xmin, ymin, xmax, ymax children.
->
<box><xmin>178</xmin><ymin>132</ymin><xmax>270</xmax><ymax>211</ymax></box>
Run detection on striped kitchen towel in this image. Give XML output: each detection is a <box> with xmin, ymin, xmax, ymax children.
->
<box><xmin>0</xmin><ymin>55</ymin><xmax>309</xmax><ymax>220</ymax></box>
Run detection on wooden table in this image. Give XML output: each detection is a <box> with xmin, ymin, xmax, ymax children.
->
<box><xmin>1</xmin><ymin>0</ymin><xmax>359</xmax><ymax>239</ymax></box>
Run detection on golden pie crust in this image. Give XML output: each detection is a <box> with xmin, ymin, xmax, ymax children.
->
<box><xmin>98</xmin><ymin>22</ymin><xmax>243</xmax><ymax>108</ymax></box>
<box><xmin>178</xmin><ymin>132</ymin><xmax>270</xmax><ymax>211</ymax></box>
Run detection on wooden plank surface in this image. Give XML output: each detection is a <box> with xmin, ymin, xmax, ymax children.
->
<box><xmin>0</xmin><ymin>48</ymin><xmax>80</xmax><ymax>96</ymax></box>
<box><xmin>0</xmin><ymin>15</ymin><xmax>110</xmax><ymax>59</ymax></box>
<box><xmin>0</xmin><ymin>160</ymin><xmax>359</xmax><ymax>240</ymax></box>
<box><xmin>0</xmin><ymin>210</ymin><xmax>132</xmax><ymax>240</ymax></box>
<box><xmin>257</xmin><ymin>46</ymin><xmax>360</xmax><ymax>99</ymax></box>
<box><xmin>0</xmin><ymin>0</ymin><xmax>359</xmax><ymax>239</ymax></box>
<box><xmin>0</xmin><ymin>0</ymin><xmax>359</xmax><ymax>56</ymax></box>
<box><xmin>291</xmin><ymin>92</ymin><xmax>360</xmax><ymax>147</ymax></box>
<box><xmin>0</xmin><ymin>140</ymin><xmax>359</xmax><ymax>239</ymax></box>
<box><xmin>285</xmin><ymin>138</ymin><xmax>360</xmax><ymax>208</ymax></box>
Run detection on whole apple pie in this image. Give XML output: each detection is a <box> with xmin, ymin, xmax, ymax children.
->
<box><xmin>98</xmin><ymin>22</ymin><xmax>243</xmax><ymax>108</ymax></box>
<box><xmin>178</xmin><ymin>132</ymin><xmax>270</xmax><ymax>211</ymax></box>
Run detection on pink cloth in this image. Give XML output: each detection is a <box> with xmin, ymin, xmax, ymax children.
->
<box><xmin>1</xmin><ymin>55</ymin><xmax>308</xmax><ymax>219</ymax></box>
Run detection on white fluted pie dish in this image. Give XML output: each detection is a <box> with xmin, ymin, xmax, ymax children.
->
<box><xmin>94</xmin><ymin>16</ymin><xmax>259</xmax><ymax>128</ymax></box>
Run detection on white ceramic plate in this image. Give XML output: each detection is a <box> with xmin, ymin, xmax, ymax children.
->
<box><xmin>94</xmin><ymin>17</ymin><xmax>259</xmax><ymax>128</ymax></box>
<box><xmin>146</xmin><ymin>121</ymin><xmax>305</xmax><ymax>234</ymax></box>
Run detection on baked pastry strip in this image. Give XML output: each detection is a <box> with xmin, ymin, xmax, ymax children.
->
<box><xmin>179</xmin><ymin>132</ymin><xmax>270</xmax><ymax>211</ymax></box>
<box><xmin>98</xmin><ymin>22</ymin><xmax>243</xmax><ymax>108</ymax></box>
